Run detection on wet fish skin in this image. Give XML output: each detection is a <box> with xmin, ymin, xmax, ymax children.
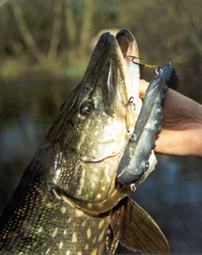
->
<box><xmin>0</xmin><ymin>30</ymin><xmax>133</xmax><ymax>255</ymax></box>
<box><xmin>0</xmin><ymin>29</ymin><xmax>170</xmax><ymax>255</ymax></box>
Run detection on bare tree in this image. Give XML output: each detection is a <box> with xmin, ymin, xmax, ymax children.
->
<box><xmin>48</xmin><ymin>0</ymin><xmax>63</xmax><ymax>60</ymax></box>
<box><xmin>64</xmin><ymin>0</ymin><xmax>77</xmax><ymax>62</ymax></box>
<box><xmin>79</xmin><ymin>0</ymin><xmax>94</xmax><ymax>56</ymax></box>
<box><xmin>10</xmin><ymin>0</ymin><xmax>46</xmax><ymax>64</ymax></box>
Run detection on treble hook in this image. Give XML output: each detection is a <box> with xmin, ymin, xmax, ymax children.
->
<box><xmin>155</xmin><ymin>66</ymin><xmax>163</xmax><ymax>75</ymax></box>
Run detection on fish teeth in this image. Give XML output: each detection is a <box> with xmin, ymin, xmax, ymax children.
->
<box><xmin>125</xmin><ymin>53</ymin><xmax>142</xmax><ymax>133</ymax></box>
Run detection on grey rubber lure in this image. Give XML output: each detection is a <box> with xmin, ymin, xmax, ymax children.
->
<box><xmin>117</xmin><ymin>63</ymin><xmax>179</xmax><ymax>186</ymax></box>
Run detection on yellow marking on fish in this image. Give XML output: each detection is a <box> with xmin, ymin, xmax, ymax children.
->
<box><xmin>84</xmin><ymin>244</ymin><xmax>89</xmax><ymax>250</ymax></box>
<box><xmin>98</xmin><ymin>219</ymin><xmax>105</xmax><ymax>229</ymax></box>
<box><xmin>96</xmin><ymin>193</ymin><xmax>102</xmax><ymax>199</ymax></box>
<box><xmin>38</xmin><ymin>227</ymin><xmax>43</xmax><ymax>233</ymax></box>
<box><xmin>72</xmin><ymin>232</ymin><xmax>77</xmax><ymax>243</ymax></box>
<box><xmin>87</xmin><ymin>228</ymin><xmax>91</xmax><ymax>239</ymax></box>
<box><xmin>98</xmin><ymin>229</ymin><xmax>105</xmax><ymax>242</ymax></box>
<box><xmin>52</xmin><ymin>228</ymin><xmax>58</xmax><ymax>238</ymax></box>
<box><xmin>45</xmin><ymin>248</ymin><xmax>50</xmax><ymax>254</ymax></box>
<box><xmin>93</xmin><ymin>236</ymin><xmax>96</xmax><ymax>243</ymax></box>
<box><xmin>91</xmin><ymin>248</ymin><xmax>98</xmax><ymax>255</ymax></box>
<box><xmin>66</xmin><ymin>218</ymin><xmax>71</xmax><ymax>224</ymax></box>
<box><xmin>61</xmin><ymin>206</ymin><xmax>67</xmax><ymax>214</ymax></box>
<box><xmin>59</xmin><ymin>242</ymin><xmax>63</xmax><ymax>249</ymax></box>
<box><xmin>82</xmin><ymin>220</ymin><xmax>86</xmax><ymax>227</ymax></box>
<box><xmin>87</xmin><ymin>203</ymin><xmax>93</xmax><ymax>209</ymax></box>
<box><xmin>64</xmin><ymin>230</ymin><xmax>67</xmax><ymax>235</ymax></box>
<box><xmin>66</xmin><ymin>250</ymin><xmax>70</xmax><ymax>255</ymax></box>
<box><xmin>99</xmin><ymin>243</ymin><xmax>105</xmax><ymax>254</ymax></box>
<box><xmin>76</xmin><ymin>209</ymin><xmax>84</xmax><ymax>217</ymax></box>
<box><xmin>77</xmin><ymin>252</ymin><xmax>82</xmax><ymax>255</ymax></box>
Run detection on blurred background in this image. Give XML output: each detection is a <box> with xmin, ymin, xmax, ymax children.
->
<box><xmin>0</xmin><ymin>0</ymin><xmax>202</xmax><ymax>254</ymax></box>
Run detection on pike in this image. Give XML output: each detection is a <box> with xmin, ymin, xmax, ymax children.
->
<box><xmin>0</xmin><ymin>29</ymin><xmax>178</xmax><ymax>254</ymax></box>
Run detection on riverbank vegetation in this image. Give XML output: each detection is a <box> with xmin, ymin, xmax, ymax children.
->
<box><xmin>0</xmin><ymin>0</ymin><xmax>202</xmax><ymax>101</ymax></box>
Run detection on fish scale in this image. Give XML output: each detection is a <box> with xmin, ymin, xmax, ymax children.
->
<box><xmin>0</xmin><ymin>178</ymin><xmax>110</xmax><ymax>255</ymax></box>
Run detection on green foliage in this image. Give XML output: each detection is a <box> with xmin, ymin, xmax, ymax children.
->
<box><xmin>0</xmin><ymin>0</ymin><xmax>202</xmax><ymax>101</ymax></box>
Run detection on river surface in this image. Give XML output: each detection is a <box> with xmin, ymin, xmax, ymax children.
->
<box><xmin>0</xmin><ymin>79</ymin><xmax>202</xmax><ymax>255</ymax></box>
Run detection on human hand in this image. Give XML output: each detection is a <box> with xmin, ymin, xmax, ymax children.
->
<box><xmin>139</xmin><ymin>79</ymin><xmax>202</xmax><ymax>157</ymax></box>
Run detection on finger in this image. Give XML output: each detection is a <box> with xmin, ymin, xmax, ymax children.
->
<box><xmin>139</xmin><ymin>79</ymin><xmax>149</xmax><ymax>99</ymax></box>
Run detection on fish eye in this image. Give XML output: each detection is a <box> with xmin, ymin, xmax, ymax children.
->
<box><xmin>80</xmin><ymin>101</ymin><xmax>94</xmax><ymax>115</ymax></box>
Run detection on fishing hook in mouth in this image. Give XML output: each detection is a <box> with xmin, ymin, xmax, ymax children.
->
<box><xmin>126</xmin><ymin>55</ymin><xmax>145</xmax><ymax>62</ymax></box>
<box><xmin>126</xmin><ymin>55</ymin><xmax>158</xmax><ymax>70</ymax></box>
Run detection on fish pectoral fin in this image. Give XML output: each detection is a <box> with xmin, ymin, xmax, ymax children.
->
<box><xmin>120</xmin><ymin>198</ymin><xmax>170</xmax><ymax>255</ymax></box>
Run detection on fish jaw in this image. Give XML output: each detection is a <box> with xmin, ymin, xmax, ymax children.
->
<box><xmin>47</xmin><ymin>29</ymin><xmax>141</xmax><ymax>209</ymax></box>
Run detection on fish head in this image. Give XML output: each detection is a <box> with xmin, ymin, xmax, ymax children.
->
<box><xmin>48</xmin><ymin>29</ymin><xmax>140</xmax><ymax>211</ymax></box>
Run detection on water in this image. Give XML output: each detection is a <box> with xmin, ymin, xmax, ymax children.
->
<box><xmin>0</xmin><ymin>79</ymin><xmax>202</xmax><ymax>255</ymax></box>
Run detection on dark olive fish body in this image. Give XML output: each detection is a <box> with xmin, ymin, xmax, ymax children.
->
<box><xmin>0</xmin><ymin>30</ymin><xmax>131</xmax><ymax>255</ymax></box>
<box><xmin>0</xmin><ymin>29</ymin><xmax>173</xmax><ymax>255</ymax></box>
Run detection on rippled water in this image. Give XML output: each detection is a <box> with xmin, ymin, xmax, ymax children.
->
<box><xmin>0</xmin><ymin>79</ymin><xmax>202</xmax><ymax>255</ymax></box>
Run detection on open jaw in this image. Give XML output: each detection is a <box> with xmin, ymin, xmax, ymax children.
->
<box><xmin>80</xmin><ymin>28</ymin><xmax>141</xmax><ymax>119</ymax></box>
<box><xmin>115</xmin><ymin>28</ymin><xmax>141</xmax><ymax>132</ymax></box>
<box><xmin>55</xmin><ymin>29</ymin><xmax>143</xmax><ymax>214</ymax></box>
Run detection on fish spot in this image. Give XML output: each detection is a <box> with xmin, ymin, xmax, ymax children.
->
<box><xmin>82</xmin><ymin>220</ymin><xmax>86</xmax><ymax>227</ymax></box>
<box><xmin>46</xmin><ymin>203</ymin><xmax>52</xmax><ymax>208</ymax></box>
<box><xmin>59</xmin><ymin>242</ymin><xmax>63</xmax><ymax>249</ymax></box>
<box><xmin>91</xmin><ymin>248</ymin><xmax>98</xmax><ymax>255</ymax></box>
<box><xmin>87</xmin><ymin>203</ymin><xmax>93</xmax><ymax>209</ymax></box>
<box><xmin>84</xmin><ymin>243</ymin><xmax>89</xmax><ymax>250</ymax></box>
<box><xmin>93</xmin><ymin>236</ymin><xmax>96</xmax><ymax>243</ymax></box>
<box><xmin>45</xmin><ymin>248</ymin><xmax>50</xmax><ymax>254</ymax></box>
<box><xmin>38</xmin><ymin>227</ymin><xmax>43</xmax><ymax>233</ymax></box>
<box><xmin>98</xmin><ymin>229</ymin><xmax>105</xmax><ymax>242</ymax></box>
<box><xmin>77</xmin><ymin>252</ymin><xmax>82</xmax><ymax>255</ymax></box>
<box><xmin>66</xmin><ymin>250</ymin><xmax>70</xmax><ymax>255</ymax></box>
<box><xmin>64</xmin><ymin>230</ymin><xmax>67</xmax><ymax>235</ymax></box>
<box><xmin>66</xmin><ymin>218</ymin><xmax>71</xmax><ymax>224</ymax></box>
<box><xmin>98</xmin><ymin>220</ymin><xmax>105</xmax><ymax>229</ymax></box>
<box><xmin>96</xmin><ymin>193</ymin><xmax>102</xmax><ymax>199</ymax></box>
<box><xmin>52</xmin><ymin>228</ymin><xmax>58</xmax><ymax>238</ymax></box>
<box><xmin>76</xmin><ymin>209</ymin><xmax>84</xmax><ymax>217</ymax></box>
<box><xmin>72</xmin><ymin>232</ymin><xmax>77</xmax><ymax>243</ymax></box>
<box><xmin>61</xmin><ymin>206</ymin><xmax>67</xmax><ymax>214</ymax></box>
<box><xmin>87</xmin><ymin>228</ymin><xmax>91</xmax><ymax>239</ymax></box>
